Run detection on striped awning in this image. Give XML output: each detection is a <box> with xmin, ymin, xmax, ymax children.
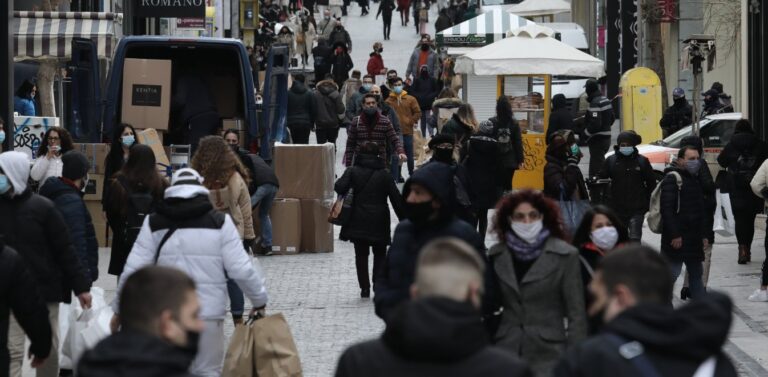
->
<box><xmin>437</xmin><ymin>9</ymin><xmax>533</xmax><ymax>48</ymax></box>
<box><xmin>14</xmin><ymin>11</ymin><xmax>121</xmax><ymax>61</ymax></box>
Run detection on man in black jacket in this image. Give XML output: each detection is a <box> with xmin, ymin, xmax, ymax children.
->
<box><xmin>598</xmin><ymin>131</ymin><xmax>656</xmax><ymax>242</ymax></box>
<box><xmin>287</xmin><ymin>74</ymin><xmax>316</xmax><ymax>144</ymax></box>
<box><xmin>312</xmin><ymin>39</ymin><xmax>333</xmax><ymax>82</ymax></box>
<box><xmin>0</xmin><ymin>239</ymin><xmax>52</xmax><ymax>377</ymax></box>
<box><xmin>78</xmin><ymin>266</ymin><xmax>203</xmax><ymax>377</ymax></box>
<box><xmin>248</xmin><ymin>153</ymin><xmax>280</xmax><ymax>256</ymax></box>
<box><xmin>583</xmin><ymin>80</ymin><xmax>615</xmax><ymax>178</ymax></box>
<box><xmin>314</xmin><ymin>78</ymin><xmax>346</xmax><ymax>146</ymax></box>
<box><xmin>659</xmin><ymin>87</ymin><xmax>692</xmax><ymax>137</ymax></box>
<box><xmin>0</xmin><ymin>151</ymin><xmax>92</xmax><ymax>377</ymax></box>
<box><xmin>555</xmin><ymin>245</ymin><xmax>737</xmax><ymax>377</ymax></box>
<box><xmin>338</xmin><ymin>238</ymin><xmax>530</xmax><ymax>377</ymax></box>
<box><xmin>546</xmin><ymin>93</ymin><xmax>575</xmax><ymax>142</ymax></box>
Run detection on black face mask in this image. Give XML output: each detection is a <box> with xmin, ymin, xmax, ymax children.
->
<box><xmin>433</xmin><ymin>147</ymin><xmax>454</xmax><ymax>162</ymax></box>
<box><xmin>363</xmin><ymin>107</ymin><xmax>378</xmax><ymax>117</ymax></box>
<box><xmin>406</xmin><ymin>201</ymin><xmax>434</xmax><ymax>225</ymax></box>
<box><xmin>229</xmin><ymin>144</ymin><xmax>239</xmax><ymax>153</ymax></box>
<box><xmin>176</xmin><ymin>326</ymin><xmax>201</xmax><ymax>358</ymax></box>
<box><xmin>420</xmin><ymin>70</ymin><xmax>429</xmax><ymax>78</ymax></box>
<box><xmin>587</xmin><ymin>303</ymin><xmax>607</xmax><ymax>333</ymax></box>
<box><xmin>421</xmin><ymin>44</ymin><xmax>430</xmax><ymax>51</ymax></box>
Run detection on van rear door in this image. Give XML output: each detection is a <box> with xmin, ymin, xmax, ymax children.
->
<box><xmin>69</xmin><ymin>37</ymin><xmax>102</xmax><ymax>142</ymax></box>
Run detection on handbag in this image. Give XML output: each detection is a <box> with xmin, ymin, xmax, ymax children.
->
<box><xmin>713</xmin><ymin>189</ymin><xmax>735</xmax><ymax>236</ymax></box>
<box><xmin>558</xmin><ymin>184</ymin><xmax>590</xmax><ymax>235</ymax></box>
<box><xmin>328</xmin><ymin>170</ymin><xmax>375</xmax><ymax>225</ymax></box>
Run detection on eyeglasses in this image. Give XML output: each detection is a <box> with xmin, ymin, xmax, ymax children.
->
<box><xmin>47</xmin><ymin>136</ymin><xmax>60</xmax><ymax>141</ymax></box>
<box><xmin>510</xmin><ymin>211</ymin><xmax>542</xmax><ymax>222</ymax></box>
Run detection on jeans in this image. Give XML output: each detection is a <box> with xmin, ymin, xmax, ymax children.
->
<box><xmin>316</xmin><ymin>127</ymin><xmax>340</xmax><ymax>146</ymax></box>
<box><xmin>402</xmin><ymin>134</ymin><xmax>414</xmax><ymax>175</ymax></box>
<box><xmin>670</xmin><ymin>260</ymin><xmax>705</xmax><ymax>299</ymax></box>
<box><xmin>353</xmin><ymin>241</ymin><xmax>387</xmax><ymax>290</ymax></box>
<box><xmin>619</xmin><ymin>213</ymin><xmax>645</xmax><ymax>242</ymax></box>
<box><xmin>251</xmin><ymin>184</ymin><xmax>279</xmax><ymax>247</ymax></box>
<box><xmin>226</xmin><ymin>278</ymin><xmax>245</xmax><ymax>318</ymax></box>
<box><xmin>9</xmin><ymin>303</ymin><xmax>59</xmax><ymax>377</ymax></box>
<box><xmin>420</xmin><ymin>109</ymin><xmax>433</xmax><ymax>137</ymax></box>
<box><xmin>733</xmin><ymin>206</ymin><xmax>760</xmax><ymax>245</ymax></box>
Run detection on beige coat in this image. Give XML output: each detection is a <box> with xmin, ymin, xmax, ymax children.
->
<box><xmin>750</xmin><ymin>158</ymin><xmax>768</xmax><ymax>205</ymax></box>
<box><xmin>208</xmin><ymin>172</ymin><xmax>255</xmax><ymax>240</ymax></box>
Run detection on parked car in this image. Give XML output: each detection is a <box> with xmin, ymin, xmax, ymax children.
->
<box><xmin>606</xmin><ymin>113</ymin><xmax>742</xmax><ymax>178</ymax></box>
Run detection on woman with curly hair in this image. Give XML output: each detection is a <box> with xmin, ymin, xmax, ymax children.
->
<box><xmin>191</xmin><ymin>135</ymin><xmax>255</xmax><ymax>326</ymax></box>
<box><xmin>484</xmin><ymin>190</ymin><xmax>586</xmax><ymax>377</ymax></box>
<box><xmin>30</xmin><ymin>126</ymin><xmax>74</xmax><ymax>186</ymax></box>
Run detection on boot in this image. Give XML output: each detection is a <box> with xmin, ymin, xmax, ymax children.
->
<box><xmin>746</xmin><ymin>244</ymin><xmax>752</xmax><ymax>262</ymax></box>
<box><xmin>738</xmin><ymin>245</ymin><xmax>749</xmax><ymax>264</ymax></box>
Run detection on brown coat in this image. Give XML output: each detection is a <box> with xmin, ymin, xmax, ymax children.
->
<box><xmin>208</xmin><ymin>172</ymin><xmax>255</xmax><ymax>240</ymax></box>
<box><xmin>385</xmin><ymin>91</ymin><xmax>421</xmax><ymax>136</ymax></box>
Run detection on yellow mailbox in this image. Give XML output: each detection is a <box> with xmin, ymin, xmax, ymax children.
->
<box><xmin>620</xmin><ymin>67</ymin><xmax>663</xmax><ymax>144</ymax></box>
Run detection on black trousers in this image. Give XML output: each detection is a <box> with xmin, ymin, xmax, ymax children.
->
<box><xmin>290</xmin><ymin>126</ymin><xmax>311</xmax><ymax>144</ymax></box>
<box><xmin>382</xmin><ymin>13</ymin><xmax>392</xmax><ymax>39</ymax></box>
<box><xmin>763</xmin><ymin>217</ymin><xmax>768</xmax><ymax>286</ymax></box>
<box><xmin>587</xmin><ymin>136</ymin><xmax>611</xmax><ymax>178</ymax></box>
<box><xmin>733</xmin><ymin>207</ymin><xmax>760</xmax><ymax>245</ymax></box>
<box><xmin>353</xmin><ymin>241</ymin><xmax>387</xmax><ymax>290</ymax></box>
<box><xmin>316</xmin><ymin>127</ymin><xmax>339</xmax><ymax>146</ymax></box>
<box><xmin>471</xmin><ymin>208</ymin><xmax>489</xmax><ymax>248</ymax></box>
<box><xmin>499</xmin><ymin>167</ymin><xmax>516</xmax><ymax>191</ymax></box>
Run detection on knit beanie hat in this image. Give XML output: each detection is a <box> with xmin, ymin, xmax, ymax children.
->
<box><xmin>61</xmin><ymin>151</ymin><xmax>90</xmax><ymax>180</ymax></box>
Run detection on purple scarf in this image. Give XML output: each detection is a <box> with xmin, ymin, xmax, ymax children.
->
<box><xmin>505</xmin><ymin>229</ymin><xmax>550</xmax><ymax>261</ymax></box>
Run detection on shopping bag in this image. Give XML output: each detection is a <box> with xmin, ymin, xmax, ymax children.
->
<box><xmin>63</xmin><ymin>308</ymin><xmax>93</xmax><ymax>363</ymax></box>
<box><xmin>253</xmin><ymin>313</ymin><xmax>303</xmax><ymax>377</ymax></box>
<box><xmin>222</xmin><ymin>320</ymin><xmax>256</xmax><ymax>377</ymax></box>
<box><xmin>714</xmin><ymin>190</ymin><xmax>735</xmax><ymax>237</ymax></box>
<box><xmin>413</xmin><ymin>131</ymin><xmax>427</xmax><ymax>166</ymax></box>
<box><xmin>62</xmin><ymin>287</ymin><xmax>112</xmax><ymax>367</ymax></box>
<box><xmin>59</xmin><ymin>303</ymin><xmax>73</xmax><ymax>369</ymax></box>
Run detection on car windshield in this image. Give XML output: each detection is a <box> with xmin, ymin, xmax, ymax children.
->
<box><xmin>654</xmin><ymin>118</ymin><xmax>714</xmax><ymax>148</ymax></box>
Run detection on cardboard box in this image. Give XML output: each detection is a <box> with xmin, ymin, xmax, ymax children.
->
<box><xmin>267</xmin><ymin>199</ymin><xmax>302</xmax><ymax>254</ymax></box>
<box><xmin>300</xmin><ymin>199</ymin><xmax>334</xmax><ymax>253</ymax></box>
<box><xmin>83</xmin><ymin>174</ymin><xmax>105</xmax><ymax>202</ymax></box>
<box><xmin>121</xmin><ymin>58</ymin><xmax>172</xmax><ymax>130</ymax></box>
<box><xmin>135</xmin><ymin>128</ymin><xmax>170</xmax><ymax>173</ymax></box>
<box><xmin>85</xmin><ymin>201</ymin><xmax>110</xmax><ymax>247</ymax></box>
<box><xmin>273</xmin><ymin>143</ymin><xmax>335</xmax><ymax>200</ymax></box>
<box><xmin>73</xmin><ymin>143</ymin><xmax>110</xmax><ymax>175</ymax></box>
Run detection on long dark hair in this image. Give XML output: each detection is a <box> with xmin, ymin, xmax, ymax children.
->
<box><xmin>493</xmin><ymin>190</ymin><xmax>568</xmax><ymax>242</ymax></box>
<box><xmin>495</xmin><ymin>95</ymin><xmax>514</xmax><ymax>127</ymax></box>
<box><xmin>37</xmin><ymin>127</ymin><xmax>74</xmax><ymax>157</ymax></box>
<box><xmin>115</xmin><ymin>144</ymin><xmax>163</xmax><ymax>196</ymax></box>
<box><xmin>16</xmin><ymin>80</ymin><xmax>35</xmax><ymax>99</ymax></box>
<box><xmin>106</xmin><ymin>123</ymin><xmax>138</xmax><ymax>172</ymax></box>
<box><xmin>572</xmin><ymin>205</ymin><xmax>629</xmax><ymax>248</ymax></box>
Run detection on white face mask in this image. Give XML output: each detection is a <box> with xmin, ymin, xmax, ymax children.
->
<box><xmin>510</xmin><ymin>219</ymin><xmax>544</xmax><ymax>244</ymax></box>
<box><xmin>80</xmin><ymin>175</ymin><xmax>90</xmax><ymax>193</ymax></box>
<box><xmin>590</xmin><ymin>226</ymin><xmax>619</xmax><ymax>251</ymax></box>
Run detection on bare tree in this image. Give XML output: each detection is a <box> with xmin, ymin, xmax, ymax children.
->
<box><xmin>640</xmin><ymin>0</ymin><xmax>667</xmax><ymax>106</ymax></box>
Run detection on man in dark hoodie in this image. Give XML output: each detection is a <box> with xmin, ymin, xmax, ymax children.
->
<box><xmin>312</xmin><ymin>39</ymin><xmax>333</xmax><ymax>81</ymax></box>
<box><xmin>659</xmin><ymin>87</ymin><xmax>692</xmax><ymax>137</ymax></box>
<box><xmin>337</xmin><ymin>238</ymin><xmax>530</xmax><ymax>377</ymax></box>
<box><xmin>78</xmin><ymin>266</ymin><xmax>203</xmax><ymax>377</ymax></box>
<box><xmin>583</xmin><ymin>79</ymin><xmax>615</xmax><ymax>177</ymax></box>
<box><xmin>598</xmin><ymin>131</ymin><xmax>656</xmax><ymax>242</ymax></box>
<box><xmin>314</xmin><ymin>77</ymin><xmax>346</xmax><ymax>146</ymax></box>
<box><xmin>286</xmin><ymin>74</ymin><xmax>316</xmax><ymax>144</ymax></box>
<box><xmin>374</xmin><ymin>162</ymin><xmax>484</xmax><ymax>320</ymax></box>
<box><xmin>546</xmin><ymin>93</ymin><xmax>575</xmax><ymax>142</ymax></box>
<box><xmin>554</xmin><ymin>245</ymin><xmax>737</xmax><ymax>377</ymax></box>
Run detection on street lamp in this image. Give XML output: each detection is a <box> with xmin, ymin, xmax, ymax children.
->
<box><xmin>682</xmin><ymin>34</ymin><xmax>715</xmax><ymax>136</ymax></box>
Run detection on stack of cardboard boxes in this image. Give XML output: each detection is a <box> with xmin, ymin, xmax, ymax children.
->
<box><xmin>256</xmin><ymin>143</ymin><xmax>336</xmax><ymax>254</ymax></box>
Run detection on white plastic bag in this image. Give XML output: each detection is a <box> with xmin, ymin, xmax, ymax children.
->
<box><xmin>713</xmin><ymin>190</ymin><xmax>735</xmax><ymax>237</ymax></box>
<box><xmin>62</xmin><ymin>287</ymin><xmax>113</xmax><ymax>368</ymax></box>
<box><xmin>58</xmin><ymin>303</ymin><xmax>73</xmax><ymax>369</ymax></box>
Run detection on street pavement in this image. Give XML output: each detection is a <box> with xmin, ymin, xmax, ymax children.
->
<box><xmin>20</xmin><ymin>4</ymin><xmax>768</xmax><ymax>376</ymax></box>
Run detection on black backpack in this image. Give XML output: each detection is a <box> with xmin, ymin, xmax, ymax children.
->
<box><xmin>118</xmin><ymin>177</ymin><xmax>156</xmax><ymax>249</ymax></box>
<box><xmin>734</xmin><ymin>150</ymin><xmax>758</xmax><ymax>187</ymax></box>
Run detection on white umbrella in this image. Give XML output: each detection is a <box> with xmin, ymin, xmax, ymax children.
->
<box><xmin>508</xmin><ymin>0</ymin><xmax>571</xmax><ymax>17</ymax></box>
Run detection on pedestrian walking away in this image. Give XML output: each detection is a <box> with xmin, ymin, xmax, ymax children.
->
<box><xmin>463</xmin><ymin>120</ymin><xmax>502</xmax><ymax>240</ymax></box>
<box><xmin>314</xmin><ymin>77</ymin><xmax>346</xmax><ymax>146</ymax></box>
<box><xmin>440</xmin><ymin>103</ymin><xmax>478</xmax><ymax>162</ymax></box>
<box><xmin>748</xmin><ymin>157</ymin><xmax>768</xmax><ymax>302</ymax></box>
<box><xmin>490</xmin><ymin>96</ymin><xmax>524</xmax><ymax>192</ymax></box>
<box><xmin>397</xmin><ymin>0</ymin><xmax>411</xmax><ymax>26</ymax></box>
<box><xmin>583</xmin><ymin>80</ymin><xmax>615</xmax><ymax>178</ymax></box>
<box><xmin>286</xmin><ymin>73</ymin><xmax>317</xmax><ymax>144</ymax></box>
<box><xmin>313</xmin><ymin>39</ymin><xmax>334</xmax><ymax>82</ymax></box>
<box><xmin>376</xmin><ymin>0</ymin><xmax>396</xmax><ymax>39</ymax></box>
<box><xmin>429</xmin><ymin>88</ymin><xmax>462</xmax><ymax>133</ymax></box>
<box><xmin>546</xmin><ymin>94</ymin><xmax>575</xmax><ymax>142</ymax></box>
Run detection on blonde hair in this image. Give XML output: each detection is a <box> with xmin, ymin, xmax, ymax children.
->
<box><xmin>456</xmin><ymin>103</ymin><xmax>478</xmax><ymax>130</ymax></box>
<box><xmin>190</xmin><ymin>136</ymin><xmax>251</xmax><ymax>189</ymax></box>
<box><xmin>415</xmin><ymin>238</ymin><xmax>485</xmax><ymax>301</ymax></box>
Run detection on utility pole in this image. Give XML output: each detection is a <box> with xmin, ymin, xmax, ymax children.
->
<box><xmin>0</xmin><ymin>0</ymin><xmax>12</xmax><ymax>151</ymax></box>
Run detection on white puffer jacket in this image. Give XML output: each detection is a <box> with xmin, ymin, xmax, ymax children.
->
<box><xmin>112</xmin><ymin>184</ymin><xmax>268</xmax><ymax>320</ymax></box>
<box><xmin>750</xmin><ymin>159</ymin><xmax>768</xmax><ymax>206</ymax></box>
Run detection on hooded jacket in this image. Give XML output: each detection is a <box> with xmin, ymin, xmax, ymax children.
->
<box><xmin>336</xmin><ymin>298</ymin><xmax>531</xmax><ymax>377</ymax></box>
<box><xmin>77</xmin><ymin>330</ymin><xmax>197</xmax><ymax>377</ymax></box>
<box><xmin>441</xmin><ymin>114</ymin><xmax>474</xmax><ymax>160</ymax></box>
<box><xmin>717</xmin><ymin>130</ymin><xmax>768</xmax><ymax>211</ymax></box>
<box><xmin>659</xmin><ymin>97</ymin><xmax>692</xmax><ymax>134</ymax></box>
<box><xmin>0</xmin><ymin>152</ymin><xmax>91</xmax><ymax>304</ymax></box>
<box><xmin>367</xmin><ymin>52</ymin><xmax>384</xmax><ymax>77</ymax></box>
<box><xmin>0</xmin><ymin>243</ymin><xmax>52</xmax><ymax>377</ymax></box>
<box><xmin>331</xmin><ymin>50</ymin><xmax>354</xmax><ymax>87</ymax></box>
<box><xmin>287</xmin><ymin>81</ymin><xmax>315</xmax><ymax>128</ymax></box>
<box><xmin>429</xmin><ymin>97</ymin><xmax>462</xmax><ymax>130</ymax></box>
<box><xmin>385</xmin><ymin>90</ymin><xmax>422</xmax><ymax>135</ymax></box>
<box><xmin>374</xmin><ymin>162</ymin><xmax>485</xmax><ymax>320</ymax></box>
<box><xmin>312</xmin><ymin>39</ymin><xmax>333</xmax><ymax>79</ymax></box>
<box><xmin>660</xmin><ymin>165</ymin><xmax>706</xmax><ymax>262</ymax></box>
<box><xmin>39</xmin><ymin>177</ymin><xmax>99</xmax><ymax>282</ymax></box>
<box><xmin>554</xmin><ymin>292</ymin><xmax>738</xmax><ymax>377</ymax></box>
<box><xmin>111</xmin><ymin>184</ymin><xmax>268</xmax><ymax>320</ymax></box>
<box><xmin>546</xmin><ymin>94</ymin><xmax>575</xmax><ymax>141</ymax></box>
<box><xmin>314</xmin><ymin>79</ymin><xmax>346</xmax><ymax>129</ymax></box>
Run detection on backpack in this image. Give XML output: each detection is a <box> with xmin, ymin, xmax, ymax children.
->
<box><xmin>118</xmin><ymin>177</ymin><xmax>156</xmax><ymax>248</ymax></box>
<box><xmin>733</xmin><ymin>151</ymin><xmax>758</xmax><ymax>187</ymax></box>
<box><xmin>647</xmin><ymin>171</ymin><xmax>682</xmax><ymax>234</ymax></box>
<box><xmin>495</xmin><ymin>124</ymin><xmax>513</xmax><ymax>154</ymax></box>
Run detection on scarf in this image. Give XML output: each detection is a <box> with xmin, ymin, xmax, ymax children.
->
<box><xmin>505</xmin><ymin>228</ymin><xmax>550</xmax><ymax>261</ymax></box>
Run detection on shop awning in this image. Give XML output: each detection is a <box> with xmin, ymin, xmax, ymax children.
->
<box><xmin>436</xmin><ymin>9</ymin><xmax>533</xmax><ymax>48</ymax></box>
<box><xmin>508</xmin><ymin>0</ymin><xmax>571</xmax><ymax>17</ymax></box>
<box><xmin>14</xmin><ymin>11</ymin><xmax>121</xmax><ymax>61</ymax></box>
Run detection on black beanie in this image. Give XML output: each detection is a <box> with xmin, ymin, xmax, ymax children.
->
<box><xmin>585</xmin><ymin>79</ymin><xmax>599</xmax><ymax>95</ymax></box>
<box><xmin>616</xmin><ymin>130</ymin><xmax>641</xmax><ymax>146</ymax></box>
<box><xmin>61</xmin><ymin>151</ymin><xmax>90</xmax><ymax>180</ymax></box>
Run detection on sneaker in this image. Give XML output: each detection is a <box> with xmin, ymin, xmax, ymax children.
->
<box><xmin>257</xmin><ymin>245</ymin><xmax>274</xmax><ymax>256</ymax></box>
<box><xmin>747</xmin><ymin>289</ymin><xmax>768</xmax><ymax>302</ymax></box>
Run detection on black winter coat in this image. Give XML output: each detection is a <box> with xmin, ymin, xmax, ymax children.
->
<box><xmin>40</xmin><ymin>178</ymin><xmax>99</xmax><ymax>282</ymax></box>
<box><xmin>248</xmin><ymin>153</ymin><xmax>280</xmax><ymax>188</ymax></box>
<box><xmin>374</xmin><ymin>163</ymin><xmax>485</xmax><ymax>320</ymax></box>
<box><xmin>546</xmin><ymin>95</ymin><xmax>574</xmax><ymax>141</ymax></box>
<box><xmin>77</xmin><ymin>330</ymin><xmax>196</xmax><ymax>377</ymax></box>
<box><xmin>554</xmin><ymin>292</ymin><xmax>737</xmax><ymax>377</ymax></box>
<box><xmin>0</xmin><ymin>243</ymin><xmax>52</xmax><ymax>377</ymax></box>
<box><xmin>335</xmin><ymin>155</ymin><xmax>404</xmax><ymax>244</ymax></box>
<box><xmin>660</xmin><ymin>167</ymin><xmax>706</xmax><ymax>262</ymax></box>
<box><xmin>314</xmin><ymin>80</ymin><xmax>346</xmax><ymax>129</ymax></box>
<box><xmin>336</xmin><ymin>298</ymin><xmax>531</xmax><ymax>377</ymax></box>
<box><xmin>659</xmin><ymin>98</ymin><xmax>692</xmax><ymax>134</ymax></box>
<box><xmin>441</xmin><ymin>114</ymin><xmax>473</xmax><ymax>160</ymax></box>
<box><xmin>544</xmin><ymin>154</ymin><xmax>589</xmax><ymax>201</ymax></box>
<box><xmin>584</xmin><ymin>91</ymin><xmax>615</xmax><ymax>141</ymax></box>
<box><xmin>409</xmin><ymin>75</ymin><xmax>441</xmax><ymax>110</ymax></box>
<box><xmin>330</xmin><ymin>53</ymin><xmax>354</xmax><ymax>87</ymax></box>
<box><xmin>464</xmin><ymin>134</ymin><xmax>502</xmax><ymax>210</ymax></box>
<box><xmin>717</xmin><ymin>131</ymin><xmax>768</xmax><ymax>211</ymax></box>
<box><xmin>286</xmin><ymin>81</ymin><xmax>315</xmax><ymax>129</ymax></box>
<box><xmin>312</xmin><ymin>43</ymin><xmax>333</xmax><ymax>80</ymax></box>
<box><xmin>598</xmin><ymin>149</ymin><xmax>657</xmax><ymax>218</ymax></box>
<box><xmin>0</xmin><ymin>190</ymin><xmax>91</xmax><ymax>303</ymax></box>
<box><xmin>490</xmin><ymin>116</ymin><xmax>525</xmax><ymax>170</ymax></box>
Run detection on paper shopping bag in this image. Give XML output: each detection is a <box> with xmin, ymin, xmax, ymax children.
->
<box><xmin>253</xmin><ymin>313</ymin><xmax>303</xmax><ymax>377</ymax></box>
<box><xmin>222</xmin><ymin>321</ymin><xmax>256</xmax><ymax>377</ymax></box>
<box><xmin>714</xmin><ymin>190</ymin><xmax>736</xmax><ymax>237</ymax></box>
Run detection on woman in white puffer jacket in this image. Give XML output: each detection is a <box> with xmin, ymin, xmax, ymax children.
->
<box><xmin>749</xmin><ymin>159</ymin><xmax>768</xmax><ymax>302</ymax></box>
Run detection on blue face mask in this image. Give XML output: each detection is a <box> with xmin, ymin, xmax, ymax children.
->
<box><xmin>362</xmin><ymin>83</ymin><xmax>373</xmax><ymax>92</ymax></box>
<box><xmin>0</xmin><ymin>130</ymin><xmax>5</xmax><ymax>144</ymax></box>
<box><xmin>122</xmin><ymin>135</ymin><xmax>135</xmax><ymax>148</ymax></box>
<box><xmin>393</xmin><ymin>86</ymin><xmax>403</xmax><ymax>94</ymax></box>
<box><xmin>0</xmin><ymin>175</ymin><xmax>10</xmax><ymax>195</ymax></box>
<box><xmin>619</xmin><ymin>146</ymin><xmax>634</xmax><ymax>156</ymax></box>
<box><xmin>570</xmin><ymin>144</ymin><xmax>579</xmax><ymax>155</ymax></box>
<box><xmin>685</xmin><ymin>159</ymin><xmax>700</xmax><ymax>175</ymax></box>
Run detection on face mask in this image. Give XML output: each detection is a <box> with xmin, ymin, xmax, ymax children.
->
<box><xmin>362</xmin><ymin>83</ymin><xmax>373</xmax><ymax>92</ymax></box>
<box><xmin>0</xmin><ymin>175</ymin><xmax>10</xmax><ymax>195</ymax></box>
<box><xmin>363</xmin><ymin>107</ymin><xmax>378</xmax><ymax>117</ymax></box>
<box><xmin>433</xmin><ymin>147</ymin><xmax>454</xmax><ymax>162</ymax></box>
<box><xmin>393</xmin><ymin>86</ymin><xmax>403</xmax><ymax>94</ymax></box>
<box><xmin>122</xmin><ymin>135</ymin><xmax>135</xmax><ymax>148</ymax></box>
<box><xmin>378</xmin><ymin>48</ymin><xmax>384</xmax><ymax>53</ymax></box>
<box><xmin>590</xmin><ymin>226</ymin><xmax>619</xmax><ymax>251</ymax></box>
<box><xmin>51</xmin><ymin>145</ymin><xmax>61</xmax><ymax>153</ymax></box>
<box><xmin>570</xmin><ymin>144</ymin><xmax>579</xmax><ymax>156</ymax></box>
<box><xmin>406</xmin><ymin>201</ymin><xmax>434</xmax><ymax>225</ymax></box>
<box><xmin>229</xmin><ymin>144</ymin><xmax>239</xmax><ymax>153</ymax></box>
<box><xmin>420</xmin><ymin>70</ymin><xmax>429</xmax><ymax>78</ymax></box>
<box><xmin>618</xmin><ymin>146</ymin><xmax>634</xmax><ymax>156</ymax></box>
<box><xmin>685</xmin><ymin>159</ymin><xmax>700</xmax><ymax>174</ymax></box>
<box><xmin>0</xmin><ymin>130</ymin><xmax>5</xmax><ymax>144</ymax></box>
<box><xmin>80</xmin><ymin>175</ymin><xmax>90</xmax><ymax>193</ymax></box>
<box><xmin>178</xmin><ymin>326</ymin><xmax>201</xmax><ymax>357</ymax></box>
<box><xmin>510</xmin><ymin>219</ymin><xmax>544</xmax><ymax>244</ymax></box>
<box><xmin>421</xmin><ymin>44</ymin><xmax>430</xmax><ymax>51</ymax></box>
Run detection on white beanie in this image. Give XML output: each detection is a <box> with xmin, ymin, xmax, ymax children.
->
<box><xmin>0</xmin><ymin>151</ymin><xmax>31</xmax><ymax>196</ymax></box>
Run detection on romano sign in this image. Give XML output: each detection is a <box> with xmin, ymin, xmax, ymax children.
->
<box><xmin>134</xmin><ymin>0</ymin><xmax>206</xmax><ymax>18</ymax></box>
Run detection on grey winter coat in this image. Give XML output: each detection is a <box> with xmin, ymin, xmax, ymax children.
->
<box><xmin>314</xmin><ymin>80</ymin><xmax>346</xmax><ymax>129</ymax></box>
